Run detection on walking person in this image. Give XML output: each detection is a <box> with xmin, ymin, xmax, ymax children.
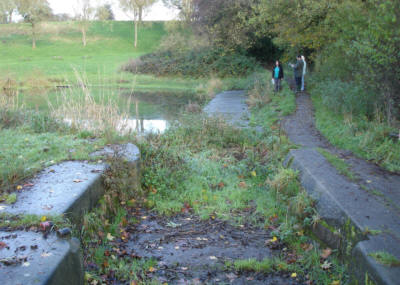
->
<box><xmin>272</xmin><ymin>60</ymin><xmax>284</xmax><ymax>92</ymax></box>
<box><xmin>290</xmin><ymin>55</ymin><xmax>304</xmax><ymax>93</ymax></box>
<box><xmin>301</xmin><ymin>55</ymin><xmax>306</xmax><ymax>91</ymax></box>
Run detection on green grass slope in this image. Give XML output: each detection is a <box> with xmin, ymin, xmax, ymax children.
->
<box><xmin>0</xmin><ymin>21</ymin><xmax>165</xmax><ymax>81</ymax></box>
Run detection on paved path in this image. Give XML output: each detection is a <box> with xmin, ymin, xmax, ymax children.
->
<box><xmin>203</xmin><ymin>90</ymin><xmax>250</xmax><ymax>127</ymax></box>
<box><xmin>283</xmin><ymin>93</ymin><xmax>400</xmax><ymax>215</ymax></box>
<box><xmin>283</xmin><ymin>91</ymin><xmax>400</xmax><ymax>285</ymax></box>
<box><xmin>205</xmin><ymin>88</ymin><xmax>400</xmax><ymax>284</ymax></box>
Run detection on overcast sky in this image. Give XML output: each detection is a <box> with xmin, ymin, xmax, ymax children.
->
<box><xmin>48</xmin><ymin>0</ymin><xmax>179</xmax><ymax>21</ymax></box>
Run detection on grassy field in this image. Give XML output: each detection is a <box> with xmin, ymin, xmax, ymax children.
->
<box><xmin>0</xmin><ymin>21</ymin><xmax>204</xmax><ymax>93</ymax></box>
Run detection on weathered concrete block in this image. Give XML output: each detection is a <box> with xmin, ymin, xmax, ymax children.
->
<box><xmin>0</xmin><ymin>143</ymin><xmax>141</xmax><ymax>223</ymax></box>
<box><xmin>0</xmin><ymin>231</ymin><xmax>83</xmax><ymax>285</ymax></box>
<box><xmin>351</xmin><ymin>234</ymin><xmax>400</xmax><ymax>285</ymax></box>
<box><xmin>0</xmin><ymin>162</ymin><xmax>106</xmax><ymax>223</ymax></box>
<box><xmin>285</xmin><ymin>148</ymin><xmax>400</xmax><ymax>284</ymax></box>
<box><xmin>203</xmin><ymin>90</ymin><xmax>250</xmax><ymax>127</ymax></box>
<box><xmin>90</xmin><ymin>143</ymin><xmax>141</xmax><ymax>194</ymax></box>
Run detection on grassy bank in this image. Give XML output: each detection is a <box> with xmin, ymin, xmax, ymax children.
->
<box><xmin>311</xmin><ymin>93</ymin><xmax>400</xmax><ymax>173</ymax></box>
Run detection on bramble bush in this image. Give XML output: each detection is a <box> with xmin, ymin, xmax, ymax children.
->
<box><xmin>121</xmin><ymin>48</ymin><xmax>259</xmax><ymax>78</ymax></box>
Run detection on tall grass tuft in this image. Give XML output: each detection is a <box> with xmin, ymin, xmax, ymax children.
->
<box><xmin>247</xmin><ymin>73</ymin><xmax>272</xmax><ymax>108</ymax></box>
<box><xmin>48</xmin><ymin>71</ymin><xmax>131</xmax><ymax>137</ymax></box>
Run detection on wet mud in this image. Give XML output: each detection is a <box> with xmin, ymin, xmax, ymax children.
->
<box><xmin>120</xmin><ymin>208</ymin><xmax>303</xmax><ymax>284</ymax></box>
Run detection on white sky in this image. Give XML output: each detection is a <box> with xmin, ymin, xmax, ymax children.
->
<box><xmin>48</xmin><ymin>0</ymin><xmax>179</xmax><ymax>21</ymax></box>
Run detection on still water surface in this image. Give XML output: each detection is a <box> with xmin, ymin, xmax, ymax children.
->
<box><xmin>20</xmin><ymin>87</ymin><xmax>196</xmax><ymax>133</ymax></box>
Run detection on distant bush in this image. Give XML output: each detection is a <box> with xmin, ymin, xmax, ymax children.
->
<box><xmin>310</xmin><ymin>78</ymin><xmax>377</xmax><ymax>118</ymax></box>
<box><xmin>121</xmin><ymin>48</ymin><xmax>259</xmax><ymax>78</ymax></box>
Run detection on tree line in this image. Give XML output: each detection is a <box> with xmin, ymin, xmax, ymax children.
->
<box><xmin>166</xmin><ymin>0</ymin><xmax>399</xmax><ymax>124</ymax></box>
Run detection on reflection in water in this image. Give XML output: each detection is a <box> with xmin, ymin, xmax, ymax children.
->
<box><xmin>119</xmin><ymin>119</ymin><xmax>168</xmax><ymax>134</ymax></box>
<box><xmin>53</xmin><ymin>89</ymin><xmax>193</xmax><ymax>135</ymax></box>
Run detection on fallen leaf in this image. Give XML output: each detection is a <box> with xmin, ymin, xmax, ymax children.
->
<box><xmin>218</xmin><ymin>182</ymin><xmax>225</xmax><ymax>188</ymax></box>
<box><xmin>107</xmin><ymin>233</ymin><xmax>115</xmax><ymax>241</ymax></box>
<box><xmin>73</xmin><ymin>179</ymin><xmax>83</xmax><ymax>183</ymax></box>
<box><xmin>331</xmin><ymin>281</ymin><xmax>340</xmax><ymax>285</ymax></box>
<box><xmin>291</xmin><ymin>273</ymin><xmax>297</xmax><ymax>278</ymax></box>
<box><xmin>321</xmin><ymin>248</ymin><xmax>332</xmax><ymax>259</ymax></box>
<box><xmin>301</xmin><ymin>243</ymin><xmax>314</xmax><ymax>252</ymax></box>
<box><xmin>23</xmin><ymin>183</ymin><xmax>34</xmax><ymax>187</ymax></box>
<box><xmin>41</xmin><ymin>216</ymin><xmax>47</xmax><ymax>222</ymax></box>
<box><xmin>181</xmin><ymin>267</ymin><xmax>188</xmax><ymax>271</ymax></box>
<box><xmin>366</xmin><ymin>180</ymin><xmax>372</xmax><ymax>184</ymax></box>
<box><xmin>40</xmin><ymin>221</ymin><xmax>53</xmax><ymax>231</ymax></box>
<box><xmin>266</xmin><ymin>236</ymin><xmax>278</xmax><ymax>244</ymax></box>
<box><xmin>238</xmin><ymin>181</ymin><xmax>247</xmax><ymax>188</ymax></box>
<box><xmin>226</xmin><ymin>273</ymin><xmax>237</xmax><ymax>280</ymax></box>
<box><xmin>251</xmin><ymin>171</ymin><xmax>256</xmax><ymax>177</ymax></box>
<box><xmin>321</xmin><ymin>260</ymin><xmax>332</xmax><ymax>270</ymax></box>
<box><xmin>0</xmin><ymin>242</ymin><xmax>8</xmax><ymax>249</ymax></box>
<box><xmin>174</xmin><ymin>246</ymin><xmax>180</xmax><ymax>250</ymax></box>
<box><xmin>41</xmin><ymin>252</ymin><xmax>52</xmax><ymax>258</ymax></box>
<box><xmin>148</xmin><ymin>266</ymin><xmax>157</xmax><ymax>272</ymax></box>
<box><xmin>209</xmin><ymin>256</ymin><xmax>217</xmax><ymax>260</ymax></box>
<box><xmin>0</xmin><ymin>205</ymin><xmax>7</xmax><ymax>211</ymax></box>
<box><xmin>16</xmin><ymin>185</ymin><xmax>22</xmax><ymax>190</ymax></box>
<box><xmin>42</xmin><ymin>205</ymin><xmax>53</xmax><ymax>210</ymax></box>
<box><xmin>22</xmin><ymin>262</ymin><xmax>30</xmax><ymax>267</ymax></box>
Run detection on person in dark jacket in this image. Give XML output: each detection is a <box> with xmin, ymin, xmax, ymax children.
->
<box><xmin>290</xmin><ymin>55</ymin><xmax>304</xmax><ymax>93</ymax></box>
<box><xmin>272</xmin><ymin>60</ymin><xmax>284</xmax><ymax>92</ymax></box>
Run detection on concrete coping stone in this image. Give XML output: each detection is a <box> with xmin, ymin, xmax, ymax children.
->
<box><xmin>90</xmin><ymin>143</ymin><xmax>140</xmax><ymax>163</ymax></box>
<box><xmin>0</xmin><ymin>231</ymin><xmax>83</xmax><ymax>285</ymax></box>
<box><xmin>0</xmin><ymin>161</ymin><xmax>106</xmax><ymax>222</ymax></box>
<box><xmin>0</xmin><ymin>143</ymin><xmax>141</xmax><ymax>285</ymax></box>
<box><xmin>0</xmin><ymin>143</ymin><xmax>140</xmax><ymax>222</ymax></box>
<box><xmin>285</xmin><ymin>148</ymin><xmax>400</xmax><ymax>284</ymax></box>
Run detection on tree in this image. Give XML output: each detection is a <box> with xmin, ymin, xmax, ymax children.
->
<box><xmin>95</xmin><ymin>3</ymin><xmax>114</xmax><ymax>21</ymax></box>
<box><xmin>162</xmin><ymin>0</ymin><xmax>193</xmax><ymax>22</ymax></box>
<box><xmin>16</xmin><ymin>0</ymin><xmax>52</xmax><ymax>49</ymax></box>
<box><xmin>74</xmin><ymin>0</ymin><xmax>94</xmax><ymax>47</ymax></box>
<box><xmin>0</xmin><ymin>0</ymin><xmax>16</xmax><ymax>23</ymax></box>
<box><xmin>250</xmin><ymin>0</ymin><xmax>344</xmax><ymax>60</ymax></box>
<box><xmin>328</xmin><ymin>0</ymin><xmax>400</xmax><ymax>122</ymax></box>
<box><xmin>119</xmin><ymin>0</ymin><xmax>156</xmax><ymax>47</ymax></box>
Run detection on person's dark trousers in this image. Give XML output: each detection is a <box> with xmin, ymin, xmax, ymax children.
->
<box><xmin>274</xmin><ymin>78</ymin><xmax>281</xmax><ymax>92</ymax></box>
<box><xmin>295</xmin><ymin>76</ymin><xmax>302</xmax><ymax>92</ymax></box>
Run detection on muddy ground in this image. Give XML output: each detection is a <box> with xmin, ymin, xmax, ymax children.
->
<box><xmin>103</xmin><ymin>208</ymin><xmax>304</xmax><ymax>285</ymax></box>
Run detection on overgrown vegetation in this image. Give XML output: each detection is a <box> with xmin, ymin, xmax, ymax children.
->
<box><xmin>312</xmin><ymin>93</ymin><xmax>400</xmax><ymax>172</ymax></box>
<box><xmin>369</xmin><ymin>252</ymin><xmax>400</xmax><ymax>267</ymax></box>
<box><xmin>318</xmin><ymin>149</ymin><xmax>356</xmax><ymax>181</ymax></box>
<box><xmin>122</xmin><ymin>48</ymin><xmax>259</xmax><ymax>78</ymax></box>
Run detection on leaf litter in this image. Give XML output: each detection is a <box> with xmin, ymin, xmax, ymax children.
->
<box><xmin>85</xmin><ymin>207</ymin><xmax>304</xmax><ymax>284</ymax></box>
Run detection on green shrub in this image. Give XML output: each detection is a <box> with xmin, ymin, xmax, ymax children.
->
<box><xmin>121</xmin><ymin>48</ymin><xmax>259</xmax><ymax>78</ymax></box>
<box><xmin>310</xmin><ymin>78</ymin><xmax>377</xmax><ymax>118</ymax></box>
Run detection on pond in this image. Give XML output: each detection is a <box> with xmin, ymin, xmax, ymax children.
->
<box><xmin>18</xmin><ymin>86</ymin><xmax>200</xmax><ymax>134</ymax></box>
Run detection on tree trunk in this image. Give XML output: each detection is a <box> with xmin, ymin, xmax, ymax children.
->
<box><xmin>139</xmin><ymin>7</ymin><xmax>143</xmax><ymax>22</ymax></box>
<box><xmin>8</xmin><ymin>10</ymin><xmax>12</xmax><ymax>23</ymax></box>
<box><xmin>134</xmin><ymin>20</ymin><xmax>138</xmax><ymax>48</ymax></box>
<box><xmin>32</xmin><ymin>22</ymin><xmax>36</xmax><ymax>49</ymax></box>
<box><xmin>81</xmin><ymin>25</ymin><xmax>87</xmax><ymax>47</ymax></box>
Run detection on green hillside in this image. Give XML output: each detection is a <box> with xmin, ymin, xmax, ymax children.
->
<box><xmin>0</xmin><ymin>21</ymin><xmax>206</xmax><ymax>95</ymax></box>
<box><xmin>0</xmin><ymin>21</ymin><xmax>163</xmax><ymax>79</ymax></box>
